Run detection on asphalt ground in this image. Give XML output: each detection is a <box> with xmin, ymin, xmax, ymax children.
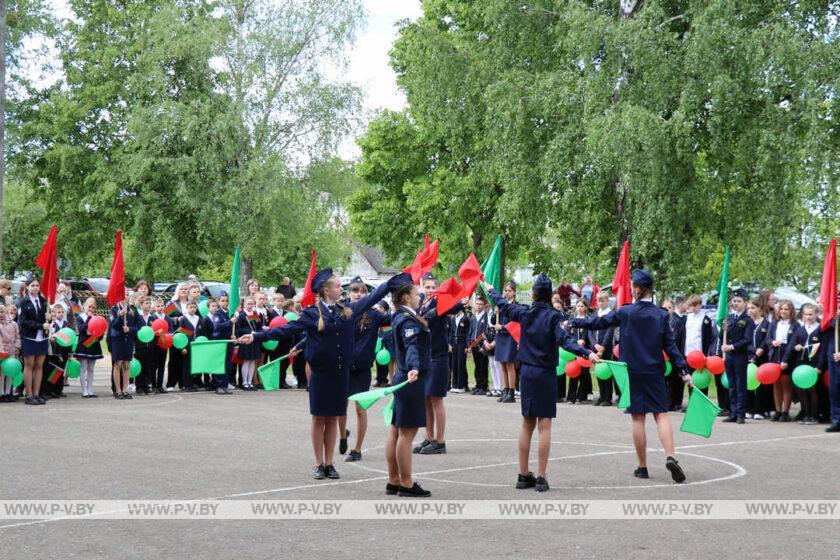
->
<box><xmin>1</xmin><ymin>363</ymin><xmax>837</xmax><ymax>559</ymax></box>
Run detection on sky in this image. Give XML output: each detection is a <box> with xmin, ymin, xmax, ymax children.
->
<box><xmin>29</xmin><ymin>0</ymin><xmax>423</xmax><ymax>160</ymax></box>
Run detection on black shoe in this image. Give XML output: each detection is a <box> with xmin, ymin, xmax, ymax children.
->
<box><xmin>419</xmin><ymin>440</ymin><xmax>446</xmax><ymax>455</ymax></box>
<box><xmin>497</xmin><ymin>389</ymin><xmax>509</xmax><ymax>402</ymax></box>
<box><xmin>324</xmin><ymin>465</ymin><xmax>340</xmax><ymax>479</ymax></box>
<box><xmin>385</xmin><ymin>483</ymin><xmax>400</xmax><ymax>495</ymax></box>
<box><xmin>24</xmin><ymin>396</ymin><xmax>39</xmax><ymax>405</ymax></box>
<box><xmin>398</xmin><ymin>483</ymin><xmax>431</xmax><ymax>497</ymax></box>
<box><xmin>779</xmin><ymin>412</ymin><xmax>791</xmax><ymax>422</ymax></box>
<box><xmin>339</xmin><ymin>429</ymin><xmax>350</xmax><ymax>455</ymax></box>
<box><xmin>82</xmin><ymin>394</ymin><xmax>91</xmax><ymax>399</ymax></box>
<box><xmin>157</xmin><ymin>388</ymin><xmax>167</xmax><ymax>394</ymax></box>
<box><xmin>475</xmin><ymin>389</ymin><xmax>486</xmax><ymax>396</ymax></box>
<box><xmin>223</xmin><ymin>388</ymin><xmax>233</xmax><ymax>394</ymax></box>
<box><xmin>89</xmin><ymin>393</ymin><xmax>98</xmax><ymax>398</ymax></box>
<box><xmin>825</xmin><ymin>424</ymin><xmax>840</xmax><ymax>433</ymax></box>
<box><xmin>215</xmin><ymin>388</ymin><xmax>227</xmax><ymax>395</ymax></box>
<box><xmin>634</xmin><ymin>467</ymin><xmax>649</xmax><ymax>479</ymax></box>
<box><xmin>593</xmin><ymin>401</ymin><xmax>603</xmax><ymax>407</ymax></box>
<box><xmin>312</xmin><ymin>465</ymin><xmax>326</xmax><ymax>480</ymax></box>
<box><xmin>413</xmin><ymin>439</ymin><xmax>431</xmax><ymax>454</ymax></box>
<box><xmin>516</xmin><ymin>472</ymin><xmax>536</xmax><ymax>489</ymax></box>
<box><xmin>115</xmin><ymin>393</ymin><xmax>124</xmax><ymax>400</ymax></box>
<box><xmin>535</xmin><ymin>476</ymin><xmax>549</xmax><ymax>492</ymax></box>
<box><xmin>736</xmin><ymin>416</ymin><xmax>745</xmax><ymax>424</ymax></box>
<box><xmin>770</xmin><ymin>411</ymin><xmax>781</xmax><ymax>422</ymax></box>
<box><xmin>123</xmin><ymin>393</ymin><xmax>133</xmax><ymax>400</ymax></box>
<box><xmin>345</xmin><ymin>450</ymin><xmax>362</xmax><ymax>462</ymax></box>
<box><xmin>36</xmin><ymin>395</ymin><xmax>46</xmax><ymax>403</ymax></box>
<box><xmin>666</xmin><ymin>456</ymin><xmax>686</xmax><ymax>483</ymax></box>
<box><xmin>722</xmin><ymin>416</ymin><xmax>737</xmax><ymax>423</ymax></box>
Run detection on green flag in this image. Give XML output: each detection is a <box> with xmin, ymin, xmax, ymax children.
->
<box><xmin>680</xmin><ymin>388</ymin><xmax>721</xmax><ymax>438</ymax></box>
<box><xmin>190</xmin><ymin>340</ymin><xmax>229</xmax><ymax>375</ymax></box>
<box><xmin>605</xmin><ymin>360</ymin><xmax>631</xmax><ymax>408</ymax></box>
<box><xmin>716</xmin><ymin>246</ymin><xmax>730</xmax><ymax>327</ymax></box>
<box><xmin>348</xmin><ymin>380</ymin><xmax>409</xmax><ymax>410</ymax></box>
<box><xmin>382</xmin><ymin>396</ymin><xmax>395</xmax><ymax>426</ymax></box>
<box><xmin>258</xmin><ymin>358</ymin><xmax>281</xmax><ymax>391</ymax></box>
<box><xmin>229</xmin><ymin>245</ymin><xmax>241</xmax><ymax>318</ymax></box>
<box><xmin>479</xmin><ymin>235</ymin><xmax>503</xmax><ymax>305</ymax></box>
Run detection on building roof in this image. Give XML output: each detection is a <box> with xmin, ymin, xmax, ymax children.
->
<box><xmin>357</xmin><ymin>243</ymin><xmax>399</xmax><ymax>275</ymax></box>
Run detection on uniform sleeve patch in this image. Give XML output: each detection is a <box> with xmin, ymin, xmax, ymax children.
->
<box><xmin>404</xmin><ymin>328</ymin><xmax>415</xmax><ymax>338</ymax></box>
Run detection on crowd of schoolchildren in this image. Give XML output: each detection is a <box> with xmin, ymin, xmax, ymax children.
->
<box><xmin>1</xmin><ymin>273</ymin><xmax>837</xmax><ymax>434</ymax></box>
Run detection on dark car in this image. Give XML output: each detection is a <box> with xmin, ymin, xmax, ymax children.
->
<box><xmin>159</xmin><ymin>281</ymin><xmax>231</xmax><ymax>300</ymax></box>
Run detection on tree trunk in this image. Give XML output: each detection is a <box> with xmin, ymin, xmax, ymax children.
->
<box><xmin>0</xmin><ymin>0</ymin><xmax>7</xmax><ymax>274</ymax></box>
<box><xmin>240</xmin><ymin>255</ymin><xmax>253</xmax><ymax>297</ymax></box>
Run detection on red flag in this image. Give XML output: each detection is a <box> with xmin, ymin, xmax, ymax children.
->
<box><xmin>106</xmin><ymin>230</ymin><xmax>126</xmax><ymax>306</ymax></box>
<box><xmin>819</xmin><ymin>238</ymin><xmax>837</xmax><ymax>332</ymax></box>
<box><xmin>300</xmin><ymin>248</ymin><xmax>318</xmax><ymax>308</ymax></box>
<box><xmin>403</xmin><ymin>238</ymin><xmax>440</xmax><ymax>283</ymax></box>
<box><xmin>505</xmin><ymin>321</ymin><xmax>521</xmax><ymax>344</ymax></box>
<box><xmin>612</xmin><ymin>240</ymin><xmax>632</xmax><ymax>309</ymax></box>
<box><xmin>435</xmin><ymin>277</ymin><xmax>465</xmax><ymax>316</ymax></box>
<box><xmin>457</xmin><ymin>252</ymin><xmax>483</xmax><ymax>298</ymax></box>
<box><xmin>35</xmin><ymin>225</ymin><xmax>59</xmax><ymax>304</ymax></box>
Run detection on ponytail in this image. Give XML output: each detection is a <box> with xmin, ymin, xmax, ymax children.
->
<box><xmin>316</xmin><ymin>297</ymin><xmax>325</xmax><ymax>332</ymax></box>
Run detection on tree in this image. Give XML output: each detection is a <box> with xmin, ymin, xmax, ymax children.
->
<box><xmin>350</xmin><ymin>0</ymin><xmax>838</xmax><ymax>294</ymax></box>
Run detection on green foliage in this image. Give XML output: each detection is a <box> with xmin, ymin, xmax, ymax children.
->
<box><xmin>1</xmin><ymin>180</ymin><xmax>50</xmax><ymax>276</ymax></box>
<box><xmin>349</xmin><ymin>0</ymin><xmax>838</xmax><ymax>294</ymax></box>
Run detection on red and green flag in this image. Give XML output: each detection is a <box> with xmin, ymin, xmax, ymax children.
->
<box><xmin>48</xmin><ymin>367</ymin><xmax>64</xmax><ymax>384</ymax></box>
<box><xmin>163</xmin><ymin>302</ymin><xmax>178</xmax><ymax>316</ymax></box>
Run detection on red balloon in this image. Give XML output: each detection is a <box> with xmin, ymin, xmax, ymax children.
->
<box><xmin>613</xmin><ymin>344</ymin><xmax>620</xmax><ymax>359</ymax></box>
<box><xmin>565</xmin><ymin>360</ymin><xmax>582</xmax><ymax>378</ymax></box>
<box><xmin>232</xmin><ymin>347</ymin><xmax>243</xmax><ymax>365</ymax></box>
<box><xmin>662</xmin><ymin>350</ymin><xmax>670</xmax><ymax>361</ymax></box>
<box><xmin>756</xmin><ymin>362</ymin><xmax>781</xmax><ymax>385</ymax></box>
<box><xmin>269</xmin><ymin>316</ymin><xmax>288</xmax><ymax>329</ymax></box>
<box><xmin>87</xmin><ymin>315</ymin><xmax>108</xmax><ymax>338</ymax></box>
<box><xmin>575</xmin><ymin>356</ymin><xmax>592</xmax><ymax>368</ymax></box>
<box><xmin>151</xmin><ymin>318</ymin><xmax>169</xmax><ymax>335</ymax></box>
<box><xmin>157</xmin><ymin>333</ymin><xmax>174</xmax><ymax>350</ymax></box>
<box><xmin>705</xmin><ymin>355</ymin><xmax>725</xmax><ymax>375</ymax></box>
<box><xmin>686</xmin><ymin>350</ymin><xmax>706</xmax><ymax>370</ymax></box>
<box><xmin>823</xmin><ymin>371</ymin><xmax>830</xmax><ymax>388</ymax></box>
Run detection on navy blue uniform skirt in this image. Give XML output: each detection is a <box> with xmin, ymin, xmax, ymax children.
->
<box><xmin>626</xmin><ymin>370</ymin><xmax>669</xmax><ymax>414</ymax></box>
<box><xmin>348</xmin><ymin>367</ymin><xmax>372</xmax><ymax>396</ymax></box>
<box><xmin>520</xmin><ymin>364</ymin><xmax>558</xmax><ymax>418</ymax></box>
<box><xmin>21</xmin><ymin>338</ymin><xmax>49</xmax><ymax>357</ymax></box>
<box><xmin>392</xmin><ymin>370</ymin><xmax>426</xmax><ymax>428</ymax></box>
<box><xmin>424</xmin><ymin>357</ymin><xmax>449</xmax><ymax>397</ymax></box>
<box><xmin>495</xmin><ymin>333</ymin><xmax>518</xmax><ymax>362</ymax></box>
<box><xmin>109</xmin><ymin>336</ymin><xmax>135</xmax><ymax>362</ymax></box>
<box><xmin>309</xmin><ymin>366</ymin><xmax>349</xmax><ymax>417</ymax></box>
<box><xmin>237</xmin><ymin>341</ymin><xmax>261</xmax><ymax>361</ymax></box>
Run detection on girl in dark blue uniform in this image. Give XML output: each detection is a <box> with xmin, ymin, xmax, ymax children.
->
<box><xmin>386</xmin><ymin>275</ymin><xmax>432</xmax><ymax>497</ymax></box>
<box><xmin>413</xmin><ymin>274</ymin><xmax>464</xmax><ymax>455</ymax></box>
<box><xmin>18</xmin><ymin>278</ymin><xmax>52</xmax><ymax>405</ymax></box>
<box><xmin>494</xmin><ymin>281</ymin><xmax>519</xmax><ymax>403</ymax></box>
<box><xmin>485</xmin><ymin>274</ymin><xmax>596</xmax><ymax>492</ymax></box>
<box><xmin>109</xmin><ymin>300</ymin><xmax>142</xmax><ymax>400</ymax></box>
<box><xmin>239</xmin><ymin>269</ymin><xmax>398</xmax><ymax>480</ymax></box>
<box><xmin>341</xmin><ymin>277</ymin><xmax>390</xmax><ymax>462</ymax></box>
<box><xmin>568</xmin><ymin>270</ymin><xmax>692</xmax><ymax>483</ymax></box>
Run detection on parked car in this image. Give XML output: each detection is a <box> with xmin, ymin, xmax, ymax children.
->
<box><xmin>340</xmin><ymin>277</ymin><xmax>382</xmax><ymax>300</ymax></box>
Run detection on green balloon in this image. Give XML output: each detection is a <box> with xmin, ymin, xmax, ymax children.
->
<box><xmin>692</xmin><ymin>369</ymin><xmax>712</xmax><ymax>389</ymax></box>
<box><xmin>792</xmin><ymin>364</ymin><xmax>818</xmax><ymax>389</ymax></box>
<box><xmin>664</xmin><ymin>360</ymin><xmax>673</xmax><ymax>377</ymax></box>
<box><xmin>12</xmin><ymin>372</ymin><xmax>23</xmax><ymax>388</ymax></box>
<box><xmin>137</xmin><ymin>325</ymin><xmax>155</xmax><ymax>343</ymax></box>
<box><xmin>594</xmin><ymin>362</ymin><xmax>612</xmax><ymax>380</ymax></box>
<box><xmin>283</xmin><ymin>312</ymin><xmax>299</xmax><ymax>322</ymax></box>
<box><xmin>198</xmin><ymin>300</ymin><xmax>209</xmax><ymax>318</ymax></box>
<box><xmin>375</xmin><ymin>348</ymin><xmax>391</xmax><ymax>365</ymax></box>
<box><xmin>559</xmin><ymin>348</ymin><xmax>576</xmax><ymax>362</ymax></box>
<box><xmin>375</xmin><ymin>338</ymin><xmax>383</xmax><ymax>354</ymax></box>
<box><xmin>172</xmin><ymin>332</ymin><xmax>189</xmax><ymax>349</ymax></box>
<box><xmin>747</xmin><ymin>363</ymin><xmax>760</xmax><ymax>390</ymax></box>
<box><xmin>55</xmin><ymin>327</ymin><xmax>78</xmax><ymax>348</ymax></box>
<box><xmin>195</xmin><ymin>336</ymin><xmax>209</xmax><ymax>343</ymax></box>
<box><xmin>262</xmin><ymin>340</ymin><xmax>279</xmax><ymax>351</ymax></box>
<box><xmin>721</xmin><ymin>371</ymin><xmax>730</xmax><ymax>389</ymax></box>
<box><xmin>556</xmin><ymin>359</ymin><xmax>568</xmax><ymax>377</ymax></box>
<box><xmin>1</xmin><ymin>357</ymin><xmax>22</xmax><ymax>378</ymax></box>
<box><xmin>129</xmin><ymin>358</ymin><xmax>142</xmax><ymax>378</ymax></box>
<box><xmin>65</xmin><ymin>359</ymin><xmax>81</xmax><ymax>379</ymax></box>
